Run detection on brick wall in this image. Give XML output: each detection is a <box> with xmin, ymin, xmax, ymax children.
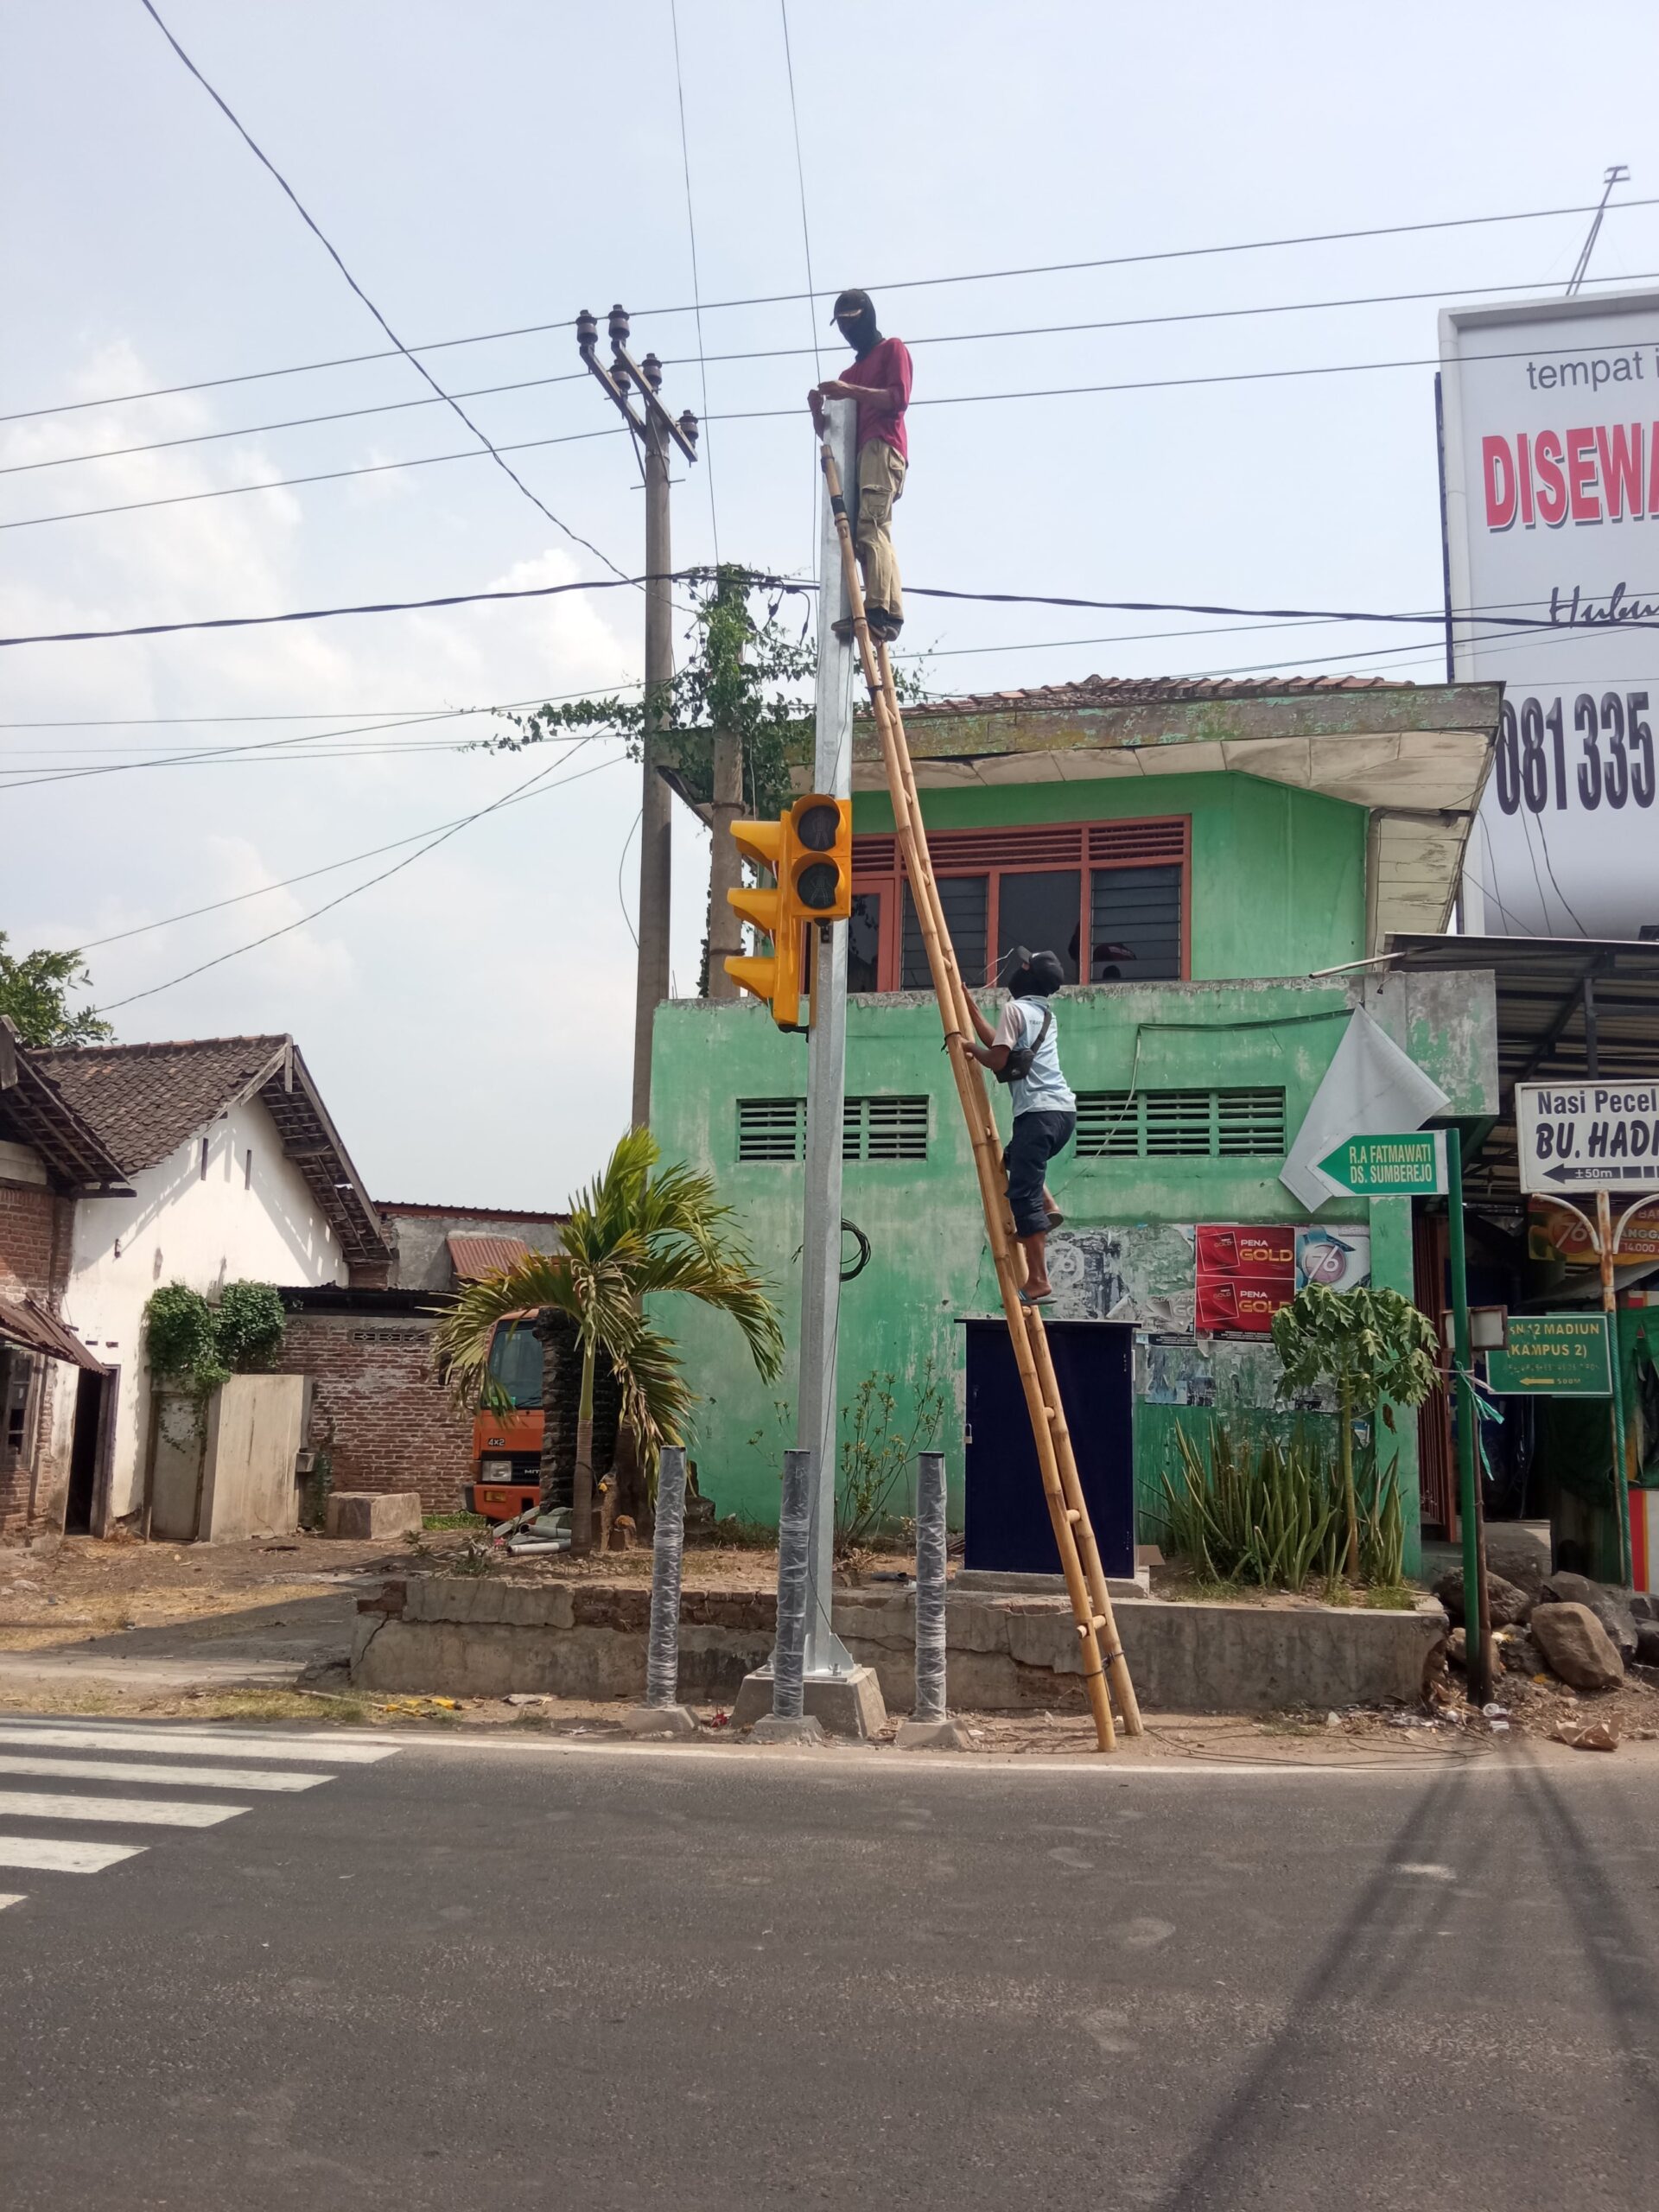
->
<box><xmin>273</xmin><ymin>1312</ymin><xmax>474</xmax><ymax>1515</ymax></box>
<box><xmin>0</xmin><ymin>1185</ymin><xmax>74</xmax><ymax>1541</ymax></box>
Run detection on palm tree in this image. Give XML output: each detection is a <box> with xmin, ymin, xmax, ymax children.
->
<box><xmin>435</xmin><ymin>1127</ymin><xmax>784</xmax><ymax>1551</ymax></box>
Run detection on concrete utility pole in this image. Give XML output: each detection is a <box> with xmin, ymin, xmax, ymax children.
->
<box><xmin>705</xmin><ymin>567</ymin><xmax>745</xmax><ymax>999</ymax></box>
<box><xmin>578</xmin><ymin>306</ymin><xmax>700</xmax><ymax>1126</ymax></box>
<box><xmin>798</xmin><ymin>396</ymin><xmax>860</xmax><ymax>1684</ymax></box>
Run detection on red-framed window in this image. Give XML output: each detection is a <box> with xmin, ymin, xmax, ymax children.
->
<box><xmin>847</xmin><ymin>817</ymin><xmax>1190</xmax><ymax>994</ymax></box>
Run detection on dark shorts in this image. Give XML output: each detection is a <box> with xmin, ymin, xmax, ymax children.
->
<box><xmin>1002</xmin><ymin>1109</ymin><xmax>1075</xmax><ymax>1237</ymax></box>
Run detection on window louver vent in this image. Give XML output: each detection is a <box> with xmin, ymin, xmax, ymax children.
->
<box><xmin>1074</xmin><ymin>1088</ymin><xmax>1286</xmax><ymax>1160</ymax></box>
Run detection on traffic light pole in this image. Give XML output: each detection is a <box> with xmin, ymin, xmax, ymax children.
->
<box><xmin>798</xmin><ymin>396</ymin><xmax>858</xmax><ymax>1679</ymax></box>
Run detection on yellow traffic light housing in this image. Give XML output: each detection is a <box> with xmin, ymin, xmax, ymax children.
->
<box><xmin>725</xmin><ymin>815</ymin><xmax>803</xmax><ymax>1029</ymax></box>
<box><xmin>723</xmin><ymin>795</ymin><xmax>852</xmax><ymax>1031</ymax></box>
<box><xmin>785</xmin><ymin>794</ymin><xmax>853</xmax><ymax>924</ymax></box>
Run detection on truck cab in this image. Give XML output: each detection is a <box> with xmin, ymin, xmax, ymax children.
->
<box><xmin>468</xmin><ymin>1319</ymin><xmax>543</xmax><ymax>1522</ymax></box>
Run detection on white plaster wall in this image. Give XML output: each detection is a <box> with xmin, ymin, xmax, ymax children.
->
<box><xmin>61</xmin><ymin>1096</ymin><xmax>347</xmax><ymax>1520</ymax></box>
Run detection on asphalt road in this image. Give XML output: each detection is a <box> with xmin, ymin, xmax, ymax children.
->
<box><xmin>3</xmin><ymin>1722</ymin><xmax>1657</xmax><ymax>2211</ymax></box>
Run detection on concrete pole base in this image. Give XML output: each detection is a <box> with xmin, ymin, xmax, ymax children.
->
<box><xmin>895</xmin><ymin>1713</ymin><xmax>970</xmax><ymax>1752</ymax></box>
<box><xmin>732</xmin><ymin>1662</ymin><xmax>887</xmax><ymax>1740</ymax></box>
<box><xmin>620</xmin><ymin>1704</ymin><xmax>701</xmax><ymax>1739</ymax></box>
<box><xmin>748</xmin><ymin>1713</ymin><xmax>827</xmax><ymax>1746</ymax></box>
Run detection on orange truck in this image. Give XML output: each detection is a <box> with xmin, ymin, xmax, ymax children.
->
<box><xmin>467</xmin><ymin>1319</ymin><xmax>544</xmax><ymax>1522</ymax></box>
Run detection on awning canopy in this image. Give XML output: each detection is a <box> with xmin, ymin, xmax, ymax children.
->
<box><xmin>1384</xmin><ymin>932</ymin><xmax>1659</xmax><ymax>1203</ymax></box>
<box><xmin>0</xmin><ymin>1295</ymin><xmax>106</xmax><ymax>1370</ymax></box>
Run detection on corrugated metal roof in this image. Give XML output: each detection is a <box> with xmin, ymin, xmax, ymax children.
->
<box><xmin>447</xmin><ymin>1233</ymin><xmax>531</xmax><ymax>1281</ymax></box>
<box><xmin>0</xmin><ymin>1295</ymin><xmax>106</xmax><ymax>1371</ymax></box>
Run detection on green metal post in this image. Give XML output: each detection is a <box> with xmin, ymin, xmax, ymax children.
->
<box><xmin>1596</xmin><ymin>1192</ymin><xmax>1634</xmax><ymax>1586</ymax></box>
<box><xmin>1445</xmin><ymin>1137</ymin><xmax>1491</xmax><ymax>1703</ymax></box>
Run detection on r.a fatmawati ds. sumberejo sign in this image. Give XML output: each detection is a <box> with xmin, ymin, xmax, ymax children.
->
<box><xmin>1515</xmin><ymin>1082</ymin><xmax>1659</xmax><ymax>1192</ymax></box>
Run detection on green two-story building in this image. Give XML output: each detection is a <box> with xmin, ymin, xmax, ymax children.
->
<box><xmin>651</xmin><ymin>675</ymin><xmax>1503</xmax><ymax>1577</ymax></box>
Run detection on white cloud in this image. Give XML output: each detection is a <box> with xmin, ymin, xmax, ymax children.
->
<box><xmin>0</xmin><ymin>340</ymin><xmax>693</xmax><ymax>1208</ymax></box>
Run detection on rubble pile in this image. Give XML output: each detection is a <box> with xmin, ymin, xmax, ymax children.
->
<box><xmin>1427</xmin><ymin>1566</ymin><xmax>1659</xmax><ymax>1751</ymax></box>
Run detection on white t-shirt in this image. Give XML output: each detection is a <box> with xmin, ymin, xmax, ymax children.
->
<box><xmin>993</xmin><ymin>995</ymin><xmax>1076</xmax><ymax>1119</ymax></box>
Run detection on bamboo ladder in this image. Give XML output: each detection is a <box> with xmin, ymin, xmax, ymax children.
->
<box><xmin>818</xmin><ymin>436</ymin><xmax>1142</xmax><ymax>1751</ymax></box>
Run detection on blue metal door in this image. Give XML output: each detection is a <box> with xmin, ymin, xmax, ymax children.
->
<box><xmin>961</xmin><ymin>1319</ymin><xmax>1135</xmax><ymax>1576</ymax></box>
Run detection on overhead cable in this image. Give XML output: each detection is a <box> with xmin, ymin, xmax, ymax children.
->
<box><xmin>12</xmin><ymin>321</ymin><xmax>1659</xmax><ymax>537</ymax></box>
<box><xmin>10</xmin><ymin>265</ymin><xmax>1656</xmax><ymax>482</ymax></box>
<box><xmin>8</xmin><ymin>188</ymin><xmax>1655</xmax><ymax>426</ymax></box>
<box><xmin>10</xmin><ymin>568</ymin><xmax>1659</xmax><ymax>651</ymax></box>
<box><xmin>135</xmin><ymin>0</ymin><xmax>629</xmax><ymax>580</ymax></box>
<box><xmin>97</xmin><ymin>744</ymin><xmax>621</xmax><ymax>1011</ymax></box>
<box><xmin>669</xmin><ymin>0</ymin><xmax>720</xmax><ymax>564</ymax></box>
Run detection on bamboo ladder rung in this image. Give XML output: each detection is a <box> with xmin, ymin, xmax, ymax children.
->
<box><xmin>815</xmin><ymin>426</ymin><xmax>1142</xmax><ymax>1750</ymax></box>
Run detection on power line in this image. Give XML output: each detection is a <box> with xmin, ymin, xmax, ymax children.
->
<box><xmin>15</xmin><ymin>264</ymin><xmax>1656</xmax><ymax>484</ymax></box>
<box><xmin>11</xmin><ymin>566</ymin><xmax>1659</xmax><ymax>652</ymax></box>
<box><xmin>98</xmin><ymin>742</ymin><xmax>620</xmax><ymax>1012</ymax></box>
<box><xmin>10</xmin><ymin>188</ymin><xmax>1656</xmax><ymax>427</ymax></box>
<box><xmin>778</xmin><ymin>0</ymin><xmax>823</xmax><ymax>573</ymax></box>
<box><xmin>0</xmin><ymin>707</ymin><xmax>495</xmax><ymax>791</ymax></box>
<box><xmin>668</xmin><ymin>0</ymin><xmax>719</xmax><ymax>566</ymax></box>
<box><xmin>0</xmin><ymin>416</ymin><xmax>628</xmax><ymax>535</ymax></box>
<box><xmin>16</xmin><ymin>316</ymin><xmax>1659</xmax><ymax>537</ymax></box>
<box><xmin>76</xmin><ymin>753</ymin><xmax>630</xmax><ymax>950</ymax></box>
<box><xmin>0</xmin><ymin>368</ymin><xmax>591</xmax><ymax>478</ymax></box>
<box><xmin>135</xmin><ymin>0</ymin><xmax>629</xmax><ymax>582</ymax></box>
<box><xmin>0</xmin><ymin>683</ymin><xmax>645</xmax><ymax>731</ymax></box>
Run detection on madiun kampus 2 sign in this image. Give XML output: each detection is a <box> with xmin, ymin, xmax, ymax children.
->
<box><xmin>1440</xmin><ymin>287</ymin><xmax>1659</xmax><ymax>939</ymax></box>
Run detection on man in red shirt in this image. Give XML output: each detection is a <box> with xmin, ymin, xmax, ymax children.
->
<box><xmin>810</xmin><ymin>289</ymin><xmax>912</xmax><ymax>639</ymax></box>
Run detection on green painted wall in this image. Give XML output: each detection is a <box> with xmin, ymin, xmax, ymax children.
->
<box><xmin>853</xmin><ymin>769</ymin><xmax>1367</xmax><ymax>979</ymax></box>
<box><xmin>652</xmin><ymin>979</ymin><xmax>1430</xmax><ymax>1578</ymax></box>
<box><xmin>646</xmin><ymin>772</ymin><xmax>1491</xmax><ymax>1586</ymax></box>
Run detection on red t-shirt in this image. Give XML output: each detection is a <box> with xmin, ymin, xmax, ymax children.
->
<box><xmin>841</xmin><ymin>336</ymin><xmax>912</xmax><ymax>461</ymax></box>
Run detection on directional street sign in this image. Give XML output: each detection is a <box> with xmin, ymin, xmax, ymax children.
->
<box><xmin>1515</xmin><ymin>1083</ymin><xmax>1659</xmax><ymax>1194</ymax></box>
<box><xmin>1485</xmin><ymin>1313</ymin><xmax>1611</xmax><ymax>1397</ymax></box>
<box><xmin>1315</xmin><ymin>1129</ymin><xmax>1447</xmax><ymax>1198</ymax></box>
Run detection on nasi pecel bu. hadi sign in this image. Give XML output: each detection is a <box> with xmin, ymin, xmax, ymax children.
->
<box><xmin>1515</xmin><ymin>1081</ymin><xmax>1659</xmax><ymax>1193</ymax></box>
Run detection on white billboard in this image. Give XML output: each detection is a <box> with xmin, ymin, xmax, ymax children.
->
<box><xmin>1440</xmin><ymin>289</ymin><xmax>1659</xmax><ymax>941</ymax></box>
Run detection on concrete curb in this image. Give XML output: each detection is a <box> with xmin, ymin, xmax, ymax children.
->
<box><xmin>350</xmin><ymin>1577</ymin><xmax>1449</xmax><ymax>1715</ymax></box>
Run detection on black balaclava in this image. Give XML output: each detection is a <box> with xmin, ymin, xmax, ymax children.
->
<box><xmin>830</xmin><ymin>288</ymin><xmax>881</xmax><ymax>359</ymax></box>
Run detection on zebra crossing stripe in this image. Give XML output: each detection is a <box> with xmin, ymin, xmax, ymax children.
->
<box><xmin>0</xmin><ymin>1893</ymin><xmax>25</xmax><ymax>1910</ymax></box>
<box><xmin>0</xmin><ymin>1726</ymin><xmax>394</xmax><ymax>1764</ymax></box>
<box><xmin>0</xmin><ymin>1792</ymin><xmax>248</xmax><ymax>1829</ymax></box>
<box><xmin>0</xmin><ymin>1838</ymin><xmax>146</xmax><ymax>1874</ymax></box>
<box><xmin>0</xmin><ymin>1754</ymin><xmax>328</xmax><ymax>1793</ymax></box>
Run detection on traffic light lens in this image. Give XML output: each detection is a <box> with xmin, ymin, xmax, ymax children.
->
<box><xmin>795</xmin><ymin>803</ymin><xmax>839</xmax><ymax>853</ymax></box>
<box><xmin>797</xmin><ymin>861</ymin><xmax>839</xmax><ymax>911</ymax></box>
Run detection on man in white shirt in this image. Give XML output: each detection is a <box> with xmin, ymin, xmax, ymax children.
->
<box><xmin>962</xmin><ymin>949</ymin><xmax>1076</xmax><ymax>1303</ymax></box>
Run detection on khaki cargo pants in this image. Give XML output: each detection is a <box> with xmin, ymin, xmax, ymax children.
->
<box><xmin>855</xmin><ymin>439</ymin><xmax>906</xmax><ymax>624</ymax></box>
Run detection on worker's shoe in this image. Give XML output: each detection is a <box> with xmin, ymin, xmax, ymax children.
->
<box><xmin>867</xmin><ymin>606</ymin><xmax>903</xmax><ymax>640</ymax></box>
<box><xmin>831</xmin><ymin>615</ymin><xmax>857</xmax><ymax>644</ymax></box>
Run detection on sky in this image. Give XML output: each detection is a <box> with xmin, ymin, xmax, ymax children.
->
<box><xmin>5</xmin><ymin>0</ymin><xmax>1659</xmax><ymax>1210</ymax></box>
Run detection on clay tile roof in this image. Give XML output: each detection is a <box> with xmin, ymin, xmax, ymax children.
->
<box><xmin>29</xmin><ymin>1036</ymin><xmax>290</xmax><ymax>1172</ymax></box>
<box><xmin>897</xmin><ymin>674</ymin><xmax>1410</xmax><ymax>717</ymax></box>
<box><xmin>448</xmin><ymin>1233</ymin><xmax>531</xmax><ymax>1281</ymax></box>
<box><xmin>30</xmin><ymin>1035</ymin><xmax>391</xmax><ymax>1269</ymax></box>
